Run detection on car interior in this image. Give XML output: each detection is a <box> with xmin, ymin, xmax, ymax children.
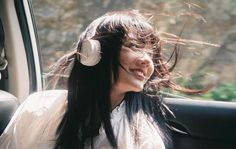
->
<box><xmin>165</xmin><ymin>97</ymin><xmax>236</xmax><ymax>149</ymax></box>
<box><xmin>0</xmin><ymin>18</ymin><xmax>18</xmax><ymax>135</ymax></box>
<box><xmin>0</xmin><ymin>0</ymin><xmax>36</xmax><ymax>135</ymax></box>
<box><xmin>0</xmin><ymin>0</ymin><xmax>236</xmax><ymax>148</ymax></box>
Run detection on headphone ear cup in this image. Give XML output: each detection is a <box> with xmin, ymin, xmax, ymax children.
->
<box><xmin>79</xmin><ymin>39</ymin><xmax>101</xmax><ymax>66</ymax></box>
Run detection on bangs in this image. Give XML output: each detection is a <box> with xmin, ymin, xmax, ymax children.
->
<box><xmin>123</xmin><ymin>30</ymin><xmax>158</xmax><ymax>49</ymax></box>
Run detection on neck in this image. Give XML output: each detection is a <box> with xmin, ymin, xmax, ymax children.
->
<box><xmin>110</xmin><ymin>85</ymin><xmax>125</xmax><ymax>110</ymax></box>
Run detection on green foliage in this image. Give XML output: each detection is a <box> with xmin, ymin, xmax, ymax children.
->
<box><xmin>177</xmin><ymin>73</ymin><xmax>205</xmax><ymax>90</ymax></box>
<box><xmin>176</xmin><ymin>73</ymin><xmax>236</xmax><ymax>102</ymax></box>
<box><xmin>202</xmin><ymin>83</ymin><xmax>236</xmax><ymax>102</ymax></box>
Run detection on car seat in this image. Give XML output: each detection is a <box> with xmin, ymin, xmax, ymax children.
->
<box><xmin>0</xmin><ymin>90</ymin><xmax>18</xmax><ymax>135</ymax></box>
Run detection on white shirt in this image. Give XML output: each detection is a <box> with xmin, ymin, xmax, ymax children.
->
<box><xmin>0</xmin><ymin>90</ymin><xmax>165</xmax><ymax>149</ymax></box>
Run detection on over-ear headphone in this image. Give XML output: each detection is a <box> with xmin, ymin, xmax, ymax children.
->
<box><xmin>78</xmin><ymin>39</ymin><xmax>101</xmax><ymax>66</ymax></box>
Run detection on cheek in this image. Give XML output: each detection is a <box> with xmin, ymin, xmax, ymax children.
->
<box><xmin>147</xmin><ymin>62</ymin><xmax>155</xmax><ymax>78</ymax></box>
<box><xmin>120</xmin><ymin>52</ymin><xmax>133</xmax><ymax>65</ymax></box>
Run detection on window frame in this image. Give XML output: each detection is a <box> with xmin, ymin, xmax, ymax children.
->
<box><xmin>15</xmin><ymin>0</ymin><xmax>43</xmax><ymax>93</ymax></box>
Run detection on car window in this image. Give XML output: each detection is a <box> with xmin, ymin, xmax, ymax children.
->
<box><xmin>31</xmin><ymin>0</ymin><xmax>236</xmax><ymax>102</ymax></box>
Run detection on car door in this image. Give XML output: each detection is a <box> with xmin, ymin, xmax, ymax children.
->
<box><xmin>165</xmin><ymin>97</ymin><xmax>236</xmax><ymax>149</ymax></box>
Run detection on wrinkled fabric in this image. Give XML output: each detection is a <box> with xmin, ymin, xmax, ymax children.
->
<box><xmin>0</xmin><ymin>90</ymin><xmax>165</xmax><ymax>149</ymax></box>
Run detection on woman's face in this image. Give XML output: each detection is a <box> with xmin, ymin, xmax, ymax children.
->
<box><xmin>114</xmin><ymin>43</ymin><xmax>155</xmax><ymax>93</ymax></box>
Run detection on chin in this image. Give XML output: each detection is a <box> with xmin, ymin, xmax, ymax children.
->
<box><xmin>133</xmin><ymin>89</ymin><xmax>143</xmax><ymax>92</ymax></box>
<box><xmin>130</xmin><ymin>85</ymin><xmax>144</xmax><ymax>92</ymax></box>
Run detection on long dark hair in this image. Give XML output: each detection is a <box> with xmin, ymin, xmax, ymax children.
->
<box><xmin>53</xmin><ymin>10</ymin><xmax>187</xmax><ymax>149</ymax></box>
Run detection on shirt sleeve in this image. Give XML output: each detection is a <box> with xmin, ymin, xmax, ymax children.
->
<box><xmin>0</xmin><ymin>90</ymin><xmax>67</xmax><ymax>149</ymax></box>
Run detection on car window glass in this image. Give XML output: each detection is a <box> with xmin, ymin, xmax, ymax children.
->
<box><xmin>31</xmin><ymin>0</ymin><xmax>236</xmax><ymax>102</ymax></box>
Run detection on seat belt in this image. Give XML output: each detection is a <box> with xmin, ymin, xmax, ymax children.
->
<box><xmin>0</xmin><ymin>19</ymin><xmax>8</xmax><ymax>80</ymax></box>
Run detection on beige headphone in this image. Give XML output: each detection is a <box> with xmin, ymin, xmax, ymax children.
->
<box><xmin>78</xmin><ymin>39</ymin><xmax>101</xmax><ymax>66</ymax></box>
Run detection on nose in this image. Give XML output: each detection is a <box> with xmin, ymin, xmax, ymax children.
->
<box><xmin>136</xmin><ymin>56</ymin><xmax>151</xmax><ymax>68</ymax></box>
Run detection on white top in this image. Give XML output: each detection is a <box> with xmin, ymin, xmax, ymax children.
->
<box><xmin>0</xmin><ymin>90</ymin><xmax>165</xmax><ymax>149</ymax></box>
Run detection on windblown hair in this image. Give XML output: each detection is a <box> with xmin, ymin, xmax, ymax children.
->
<box><xmin>53</xmin><ymin>10</ymin><xmax>198</xmax><ymax>149</ymax></box>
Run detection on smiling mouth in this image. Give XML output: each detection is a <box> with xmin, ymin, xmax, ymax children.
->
<box><xmin>129</xmin><ymin>69</ymin><xmax>145</xmax><ymax>80</ymax></box>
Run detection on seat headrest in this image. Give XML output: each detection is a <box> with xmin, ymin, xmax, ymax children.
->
<box><xmin>0</xmin><ymin>90</ymin><xmax>17</xmax><ymax>101</ymax></box>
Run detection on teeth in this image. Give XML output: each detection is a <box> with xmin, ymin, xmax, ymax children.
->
<box><xmin>131</xmin><ymin>69</ymin><xmax>144</xmax><ymax>76</ymax></box>
<box><xmin>135</xmin><ymin>71</ymin><xmax>143</xmax><ymax>75</ymax></box>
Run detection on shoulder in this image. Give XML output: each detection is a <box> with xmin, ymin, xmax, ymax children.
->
<box><xmin>8</xmin><ymin>90</ymin><xmax>68</xmax><ymax>122</ymax></box>
<box><xmin>0</xmin><ymin>90</ymin><xmax>68</xmax><ymax>148</ymax></box>
<box><xmin>26</xmin><ymin>89</ymin><xmax>68</xmax><ymax>101</ymax></box>
<box><xmin>23</xmin><ymin>90</ymin><xmax>68</xmax><ymax>112</ymax></box>
<box><xmin>7</xmin><ymin>89</ymin><xmax>67</xmax><ymax>133</ymax></box>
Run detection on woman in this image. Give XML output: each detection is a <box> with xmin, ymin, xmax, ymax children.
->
<box><xmin>0</xmin><ymin>10</ymin><xmax>196</xmax><ymax>149</ymax></box>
